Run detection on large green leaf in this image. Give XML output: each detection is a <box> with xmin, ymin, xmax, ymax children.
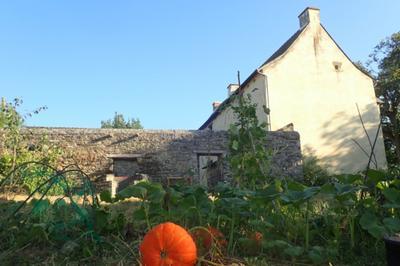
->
<box><xmin>366</xmin><ymin>169</ymin><xmax>387</xmax><ymax>184</ymax></box>
<box><xmin>359</xmin><ymin>211</ymin><xmax>387</xmax><ymax>238</ymax></box>
<box><xmin>31</xmin><ymin>199</ymin><xmax>51</xmax><ymax>217</ymax></box>
<box><xmin>383</xmin><ymin>217</ymin><xmax>400</xmax><ymax>233</ymax></box>
<box><xmin>383</xmin><ymin>187</ymin><xmax>400</xmax><ymax>205</ymax></box>
<box><xmin>284</xmin><ymin>246</ymin><xmax>303</xmax><ymax>257</ymax></box>
<box><xmin>359</xmin><ymin>211</ymin><xmax>380</xmax><ymax>229</ymax></box>
<box><xmin>262</xmin><ymin>239</ymin><xmax>290</xmax><ymax>249</ymax></box>
<box><xmin>117</xmin><ymin>185</ymin><xmax>147</xmax><ymax>200</ymax></box>
<box><xmin>280</xmin><ymin>186</ymin><xmax>319</xmax><ymax>204</ymax></box>
<box><xmin>308</xmin><ymin>246</ymin><xmax>325</xmax><ymax>264</ymax></box>
<box><xmin>334</xmin><ymin>182</ymin><xmax>360</xmax><ymax>196</ymax></box>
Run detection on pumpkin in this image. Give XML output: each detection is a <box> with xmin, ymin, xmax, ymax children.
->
<box><xmin>240</xmin><ymin>231</ymin><xmax>263</xmax><ymax>256</ymax></box>
<box><xmin>191</xmin><ymin>226</ymin><xmax>227</xmax><ymax>254</ymax></box>
<box><xmin>250</xmin><ymin>231</ymin><xmax>263</xmax><ymax>244</ymax></box>
<box><xmin>139</xmin><ymin>222</ymin><xmax>197</xmax><ymax>266</ymax></box>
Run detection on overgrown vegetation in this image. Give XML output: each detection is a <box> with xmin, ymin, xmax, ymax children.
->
<box><xmin>1</xmin><ymin>93</ymin><xmax>398</xmax><ymax>265</ymax></box>
<box><xmin>0</xmin><ymin>31</ymin><xmax>399</xmax><ymax>265</ymax></box>
<box><xmin>228</xmin><ymin>93</ymin><xmax>271</xmax><ymax>189</ymax></box>
<box><xmin>368</xmin><ymin>31</ymin><xmax>400</xmax><ymax>165</ymax></box>
<box><xmin>101</xmin><ymin>112</ymin><xmax>143</xmax><ymax>129</ymax></box>
<box><xmin>0</xmin><ymin>98</ymin><xmax>66</xmax><ymax>195</ymax></box>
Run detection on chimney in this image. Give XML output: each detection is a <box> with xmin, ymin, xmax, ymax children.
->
<box><xmin>298</xmin><ymin>7</ymin><xmax>320</xmax><ymax>29</ymax></box>
<box><xmin>227</xmin><ymin>84</ymin><xmax>239</xmax><ymax>97</ymax></box>
<box><xmin>212</xmin><ymin>101</ymin><xmax>221</xmax><ymax>111</ymax></box>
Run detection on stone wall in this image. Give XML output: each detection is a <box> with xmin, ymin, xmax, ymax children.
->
<box><xmin>21</xmin><ymin>127</ymin><xmax>303</xmax><ymax>191</ymax></box>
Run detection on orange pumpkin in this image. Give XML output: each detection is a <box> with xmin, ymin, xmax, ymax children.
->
<box><xmin>250</xmin><ymin>231</ymin><xmax>263</xmax><ymax>244</ymax></box>
<box><xmin>139</xmin><ymin>222</ymin><xmax>197</xmax><ymax>266</ymax></box>
<box><xmin>241</xmin><ymin>231</ymin><xmax>263</xmax><ymax>256</ymax></box>
<box><xmin>191</xmin><ymin>226</ymin><xmax>227</xmax><ymax>254</ymax></box>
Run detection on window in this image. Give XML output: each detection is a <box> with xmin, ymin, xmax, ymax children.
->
<box><xmin>333</xmin><ymin>61</ymin><xmax>342</xmax><ymax>72</ymax></box>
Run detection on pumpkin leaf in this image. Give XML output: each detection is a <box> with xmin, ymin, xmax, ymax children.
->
<box><xmin>308</xmin><ymin>246</ymin><xmax>325</xmax><ymax>264</ymax></box>
<box><xmin>366</xmin><ymin>169</ymin><xmax>386</xmax><ymax>185</ymax></box>
<box><xmin>262</xmin><ymin>239</ymin><xmax>290</xmax><ymax>249</ymax></box>
<box><xmin>383</xmin><ymin>217</ymin><xmax>400</xmax><ymax>233</ymax></box>
<box><xmin>359</xmin><ymin>211</ymin><xmax>387</xmax><ymax>238</ymax></box>
<box><xmin>117</xmin><ymin>185</ymin><xmax>147</xmax><ymax>200</ymax></box>
<box><xmin>383</xmin><ymin>188</ymin><xmax>400</xmax><ymax>204</ymax></box>
<box><xmin>284</xmin><ymin>246</ymin><xmax>303</xmax><ymax>257</ymax></box>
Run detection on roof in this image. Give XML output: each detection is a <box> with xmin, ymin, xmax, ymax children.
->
<box><xmin>199</xmin><ymin>20</ymin><xmax>374</xmax><ymax>130</ymax></box>
<box><xmin>199</xmin><ymin>70</ymin><xmax>259</xmax><ymax>130</ymax></box>
<box><xmin>199</xmin><ymin>28</ymin><xmax>306</xmax><ymax>130</ymax></box>
<box><xmin>260</xmin><ymin>28</ymin><xmax>304</xmax><ymax>67</ymax></box>
<box><xmin>320</xmin><ymin>25</ymin><xmax>374</xmax><ymax>79</ymax></box>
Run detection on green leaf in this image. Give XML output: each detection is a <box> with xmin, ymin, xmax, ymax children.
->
<box><xmin>95</xmin><ymin>209</ymin><xmax>110</xmax><ymax>231</ymax></box>
<box><xmin>367</xmin><ymin>225</ymin><xmax>387</xmax><ymax>239</ymax></box>
<box><xmin>320</xmin><ymin>183</ymin><xmax>335</xmax><ymax>195</ymax></box>
<box><xmin>249</xmin><ymin>219</ymin><xmax>274</xmax><ymax>230</ymax></box>
<box><xmin>366</xmin><ymin>169</ymin><xmax>386</xmax><ymax>184</ymax></box>
<box><xmin>100</xmin><ymin>191</ymin><xmax>113</xmax><ymax>203</ymax></box>
<box><xmin>133</xmin><ymin>207</ymin><xmax>147</xmax><ymax>220</ymax></box>
<box><xmin>334</xmin><ymin>182</ymin><xmax>359</xmax><ymax>196</ymax></box>
<box><xmin>232</xmin><ymin>140</ymin><xmax>239</xmax><ymax>151</ymax></box>
<box><xmin>31</xmin><ymin>199</ymin><xmax>51</xmax><ymax>217</ymax></box>
<box><xmin>359</xmin><ymin>211</ymin><xmax>387</xmax><ymax>238</ymax></box>
<box><xmin>287</xmin><ymin>181</ymin><xmax>306</xmax><ymax>191</ymax></box>
<box><xmin>308</xmin><ymin>246</ymin><xmax>325</xmax><ymax>264</ymax></box>
<box><xmin>302</xmin><ymin>187</ymin><xmax>320</xmax><ymax>200</ymax></box>
<box><xmin>383</xmin><ymin>187</ymin><xmax>400</xmax><ymax>204</ymax></box>
<box><xmin>383</xmin><ymin>217</ymin><xmax>400</xmax><ymax>233</ymax></box>
<box><xmin>284</xmin><ymin>246</ymin><xmax>303</xmax><ymax>257</ymax></box>
<box><xmin>117</xmin><ymin>185</ymin><xmax>147</xmax><ymax>200</ymax></box>
<box><xmin>359</xmin><ymin>211</ymin><xmax>380</xmax><ymax>230</ymax></box>
<box><xmin>262</xmin><ymin>239</ymin><xmax>290</xmax><ymax>249</ymax></box>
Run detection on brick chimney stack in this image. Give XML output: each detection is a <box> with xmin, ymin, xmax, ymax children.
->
<box><xmin>227</xmin><ymin>84</ymin><xmax>239</xmax><ymax>97</ymax></box>
<box><xmin>298</xmin><ymin>7</ymin><xmax>320</xmax><ymax>29</ymax></box>
<box><xmin>212</xmin><ymin>101</ymin><xmax>221</xmax><ymax>111</ymax></box>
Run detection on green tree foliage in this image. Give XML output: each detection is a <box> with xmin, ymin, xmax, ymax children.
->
<box><xmin>368</xmin><ymin>32</ymin><xmax>400</xmax><ymax>164</ymax></box>
<box><xmin>0</xmin><ymin>98</ymin><xmax>65</xmax><ymax>194</ymax></box>
<box><xmin>0</xmin><ymin>98</ymin><xmax>37</xmax><ymax>181</ymax></box>
<box><xmin>101</xmin><ymin>112</ymin><xmax>143</xmax><ymax>129</ymax></box>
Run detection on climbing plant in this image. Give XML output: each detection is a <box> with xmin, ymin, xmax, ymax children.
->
<box><xmin>227</xmin><ymin>92</ymin><xmax>271</xmax><ymax>189</ymax></box>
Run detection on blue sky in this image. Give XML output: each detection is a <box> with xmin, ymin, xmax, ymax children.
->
<box><xmin>0</xmin><ymin>1</ymin><xmax>399</xmax><ymax>129</ymax></box>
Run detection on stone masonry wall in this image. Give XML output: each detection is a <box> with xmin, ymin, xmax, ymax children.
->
<box><xmin>20</xmin><ymin>128</ymin><xmax>303</xmax><ymax>191</ymax></box>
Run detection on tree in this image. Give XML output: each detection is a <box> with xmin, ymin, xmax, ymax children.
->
<box><xmin>0</xmin><ymin>97</ymin><xmax>49</xmax><ymax>187</ymax></box>
<box><xmin>368</xmin><ymin>32</ymin><xmax>400</xmax><ymax>164</ymax></box>
<box><xmin>101</xmin><ymin>112</ymin><xmax>143</xmax><ymax>129</ymax></box>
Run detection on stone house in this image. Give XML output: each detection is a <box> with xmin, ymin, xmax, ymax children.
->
<box><xmin>199</xmin><ymin>7</ymin><xmax>387</xmax><ymax>173</ymax></box>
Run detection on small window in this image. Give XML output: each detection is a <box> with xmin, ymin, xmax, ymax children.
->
<box><xmin>333</xmin><ymin>61</ymin><xmax>342</xmax><ymax>72</ymax></box>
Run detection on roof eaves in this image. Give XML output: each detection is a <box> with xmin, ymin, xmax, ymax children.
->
<box><xmin>198</xmin><ymin>70</ymin><xmax>259</xmax><ymax>130</ymax></box>
<box><xmin>260</xmin><ymin>26</ymin><xmax>306</xmax><ymax>67</ymax></box>
<box><xmin>320</xmin><ymin>24</ymin><xmax>374</xmax><ymax>80</ymax></box>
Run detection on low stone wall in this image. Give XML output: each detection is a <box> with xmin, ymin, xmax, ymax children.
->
<box><xmin>20</xmin><ymin>127</ymin><xmax>303</xmax><ymax>191</ymax></box>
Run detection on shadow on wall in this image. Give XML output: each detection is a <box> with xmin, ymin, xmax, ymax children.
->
<box><xmin>303</xmin><ymin>102</ymin><xmax>386</xmax><ymax>174</ymax></box>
